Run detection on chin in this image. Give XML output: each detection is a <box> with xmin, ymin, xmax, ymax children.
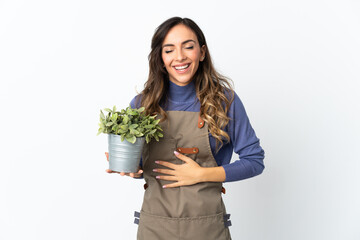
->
<box><xmin>170</xmin><ymin>78</ymin><xmax>192</xmax><ymax>86</ymax></box>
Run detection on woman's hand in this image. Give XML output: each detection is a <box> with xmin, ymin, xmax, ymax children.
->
<box><xmin>105</xmin><ymin>152</ymin><xmax>143</xmax><ymax>178</ymax></box>
<box><xmin>153</xmin><ymin>151</ymin><xmax>205</xmax><ymax>188</ymax></box>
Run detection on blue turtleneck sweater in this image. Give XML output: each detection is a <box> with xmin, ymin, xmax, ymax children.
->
<box><xmin>130</xmin><ymin>81</ymin><xmax>265</xmax><ymax>182</ymax></box>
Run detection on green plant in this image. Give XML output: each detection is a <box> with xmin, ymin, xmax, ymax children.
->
<box><xmin>97</xmin><ymin>105</ymin><xmax>163</xmax><ymax>144</ymax></box>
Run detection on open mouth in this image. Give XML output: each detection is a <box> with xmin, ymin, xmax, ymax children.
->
<box><xmin>173</xmin><ymin>63</ymin><xmax>191</xmax><ymax>72</ymax></box>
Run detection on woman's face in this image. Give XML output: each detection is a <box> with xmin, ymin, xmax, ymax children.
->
<box><xmin>161</xmin><ymin>24</ymin><xmax>206</xmax><ymax>86</ymax></box>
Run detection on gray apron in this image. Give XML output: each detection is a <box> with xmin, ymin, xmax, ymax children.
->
<box><xmin>136</xmin><ymin>111</ymin><xmax>232</xmax><ymax>240</ymax></box>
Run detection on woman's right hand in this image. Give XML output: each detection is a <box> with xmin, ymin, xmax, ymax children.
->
<box><xmin>105</xmin><ymin>152</ymin><xmax>143</xmax><ymax>178</ymax></box>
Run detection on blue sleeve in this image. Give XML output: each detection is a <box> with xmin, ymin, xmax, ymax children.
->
<box><xmin>130</xmin><ymin>95</ymin><xmax>142</xmax><ymax>109</ymax></box>
<box><xmin>222</xmin><ymin>92</ymin><xmax>265</xmax><ymax>182</ymax></box>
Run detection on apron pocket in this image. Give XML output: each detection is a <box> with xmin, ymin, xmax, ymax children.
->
<box><xmin>137</xmin><ymin>210</ymin><xmax>179</xmax><ymax>240</ymax></box>
<box><xmin>137</xmin><ymin>210</ymin><xmax>230</xmax><ymax>240</ymax></box>
<box><xmin>179</xmin><ymin>212</ymin><xmax>230</xmax><ymax>240</ymax></box>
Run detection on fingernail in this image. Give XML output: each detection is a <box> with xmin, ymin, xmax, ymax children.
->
<box><xmin>153</xmin><ymin>169</ymin><xmax>157</xmax><ymax>172</ymax></box>
<box><xmin>156</xmin><ymin>176</ymin><xmax>160</xmax><ymax>179</ymax></box>
<box><xmin>174</xmin><ymin>151</ymin><xmax>179</xmax><ymax>156</ymax></box>
<box><xmin>155</xmin><ymin>161</ymin><xmax>159</xmax><ymax>164</ymax></box>
<box><xmin>162</xmin><ymin>185</ymin><xmax>166</xmax><ymax>188</ymax></box>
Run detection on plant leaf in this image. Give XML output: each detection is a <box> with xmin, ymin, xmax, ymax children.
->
<box><xmin>130</xmin><ymin>124</ymin><xmax>138</xmax><ymax>129</ymax></box>
<box><xmin>149</xmin><ymin>129</ymin><xmax>156</xmax><ymax>134</ymax></box>
<box><xmin>117</xmin><ymin>129</ymin><xmax>126</xmax><ymax>134</ymax></box>
<box><xmin>112</xmin><ymin>125</ymin><xmax>119</xmax><ymax>131</ymax></box>
<box><xmin>120</xmin><ymin>125</ymin><xmax>128</xmax><ymax>131</ymax></box>
<box><xmin>100</xmin><ymin>110</ymin><xmax>105</xmax><ymax>120</ymax></box>
<box><xmin>123</xmin><ymin>115</ymin><xmax>129</xmax><ymax>124</ymax></box>
<box><xmin>112</xmin><ymin>113</ymin><xmax>118</xmax><ymax>122</ymax></box>
<box><xmin>126</xmin><ymin>134</ymin><xmax>136</xmax><ymax>144</ymax></box>
<box><xmin>104</xmin><ymin>108</ymin><xmax>112</xmax><ymax>112</ymax></box>
<box><xmin>129</xmin><ymin>128</ymin><xmax>135</xmax><ymax>134</ymax></box>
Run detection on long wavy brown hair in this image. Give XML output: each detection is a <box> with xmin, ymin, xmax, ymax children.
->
<box><xmin>138</xmin><ymin>17</ymin><xmax>234</xmax><ymax>150</ymax></box>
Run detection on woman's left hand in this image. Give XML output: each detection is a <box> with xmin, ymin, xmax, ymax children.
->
<box><xmin>153</xmin><ymin>151</ymin><xmax>204</xmax><ymax>188</ymax></box>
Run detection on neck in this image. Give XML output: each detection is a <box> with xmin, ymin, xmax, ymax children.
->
<box><xmin>168</xmin><ymin>80</ymin><xmax>197</xmax><ymax>103</ymax></box>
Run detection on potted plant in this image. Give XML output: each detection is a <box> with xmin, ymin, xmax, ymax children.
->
<box><xmin>97</xmin><ymin>105</ymin><xmax>163</xmax><ymax>173</ymax></box>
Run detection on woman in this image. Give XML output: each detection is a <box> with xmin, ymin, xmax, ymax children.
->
<box><xmin>106</xmin><ymin>17</ymin><xmax>265</xmax><ymax>240</ymax></box>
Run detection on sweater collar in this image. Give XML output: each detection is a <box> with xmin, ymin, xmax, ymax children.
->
<box><xmin>168</xmin><ymin>80</ymin><xmax>197</xmax><ymax>103</ymax></box>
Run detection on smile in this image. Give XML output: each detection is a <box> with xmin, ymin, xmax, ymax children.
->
<box><xmin>174</xmin><ymin>64</ymin><xmax>189</xmax><ymax>70</ymax></box>
<box><xmin>173</xmin><ymin>63</ymin><xmax>191</xmax><ymax>73</ymax></box>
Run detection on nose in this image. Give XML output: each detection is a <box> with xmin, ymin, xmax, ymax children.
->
<box><xmin>176</xmin><ymin>49</ymin><xmax>186</xmax><ymax>61</ymax></box>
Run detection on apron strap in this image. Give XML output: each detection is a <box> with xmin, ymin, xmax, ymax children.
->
<box><xmin>176</xmin><ymin>147</ymin><xmax>199</xmax><ymax>154</ymax></box>
<box><xmin>224</xmin><ymin>213</ymin><xmax>232</xmax><ymax>227</ymax></box>
<box><xmin>134</xmin><ymin>211</ymin><xmax>140</xmax><ymax>225</ymax></box>
<box><xmin>198</xmin><ymin>115</ymin><xmax>205</xmax><ymax>128</ymax></box>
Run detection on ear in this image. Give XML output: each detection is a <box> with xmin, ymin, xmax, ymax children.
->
<box><xmin>200</xmin><ymin>45</ymin><xmax>206</xmax><ymax>62</ymax></box>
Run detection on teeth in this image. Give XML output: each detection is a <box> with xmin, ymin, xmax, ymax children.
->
<box><xmin>174</xmin><ymin>64</ymin><xmax>189</xmax><ymax>70</ymax></box>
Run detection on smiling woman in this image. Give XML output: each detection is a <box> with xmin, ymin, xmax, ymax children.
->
<box><xmin>106</xmin><ymin>16</ymin><xmax>265</xmax><ymax>240</ymax></box>
<box><xmin>161</xmin><ymin>24</ymin><xmax>206</xmax><ymax>86</ymax></box>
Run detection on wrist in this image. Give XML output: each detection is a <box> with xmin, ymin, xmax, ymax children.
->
<box><xmin>198</xmin><ymin>166</ymin><xmax>226</xmax><ymax>183</ymax></box>
<box><xmin>198</xmin><ymin>167</ymin><xmax>207</xmax><ymax>183</ymax></box>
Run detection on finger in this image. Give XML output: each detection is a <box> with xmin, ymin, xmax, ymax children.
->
<box><xmin>163</xmin><ymin>182</ymin><xmax>182</xmax><ymax>189</ymax></box>
<box><xmin>155</xmin><ymin>161</ymin><xmax>177</xmax><ymax>169</ymax></box>
<box><xmin>174</xmin><ymin>151</ymin><xmax>192</xmax><ymax>163</ymax></box>
<box><xmin>121</xmin><ymin>172</ymin><xmax>131</xmax><ymax>176</ymax></box>
<box><xmin>156</xmin><ymin>175</ymin><xmax>177</xmax><ymax>181</ymax></box>
<box><xmin>153</xmin><ymin>168</ymin><xmax>174</xmax><ymax>175</ymax></box>
<box><xmin>105</xmin><ymin>152</ymin><xmax>109</xmax><ymax>161</ymax></box>
<box><xmin>132</xmin><ymin>170</ymin><xmax>143</xmax><ymax>178</ymax></box>
<box><xmin>106</xmin><ymin>169</ymin><xmax>120</xmax><ymax>174</ymax></box>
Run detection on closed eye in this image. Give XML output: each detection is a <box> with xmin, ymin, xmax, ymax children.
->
<box><xmin>165</xmin><ymin>50</ymin><xmax>173</xmax><ymax>54</ymax></box>
<box><xmin>186</xmin><ymin>46</ymin><xmax>194</xmax><ymax>50</ymax></box>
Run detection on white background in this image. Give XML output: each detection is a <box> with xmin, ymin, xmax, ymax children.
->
<box><xmin>1</xmin><ymin>0</ymin><xmax>359</xmax><ymax>239</ymax></box>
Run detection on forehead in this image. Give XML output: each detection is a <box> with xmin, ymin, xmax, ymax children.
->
<box><xmin>162</xmin><ymin>24</ymin><xmax>198</xmax><ymax>45</ymax></box>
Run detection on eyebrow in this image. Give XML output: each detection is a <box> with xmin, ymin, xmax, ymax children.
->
<box><xmin>162</xmin><ymin>39</ymin><xmax>196</xmax><ymax>48</ymax></box>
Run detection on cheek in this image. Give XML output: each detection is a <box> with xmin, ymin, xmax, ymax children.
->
<box><xmin>189</xmin><ymin>51</ymin><xmax>201</xmax><ymax>63</ymax></box>
<box><xmin>161</xmin><ymin>54</ymin><xmax>170</xmax><ymax>66</ymax></box>
<box><xmin>161</xmin><ymin>55</ymin><xmax>172</xmax><ymax>73</ymax></box>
